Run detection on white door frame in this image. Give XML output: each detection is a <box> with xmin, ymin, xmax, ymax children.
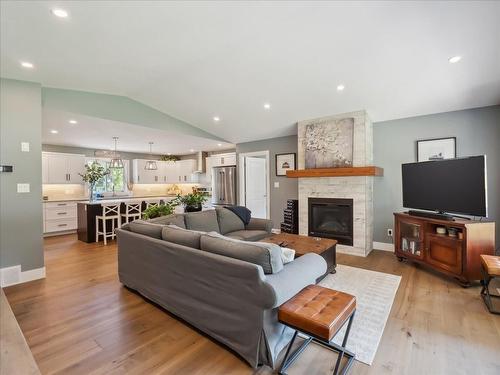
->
<box><xmin>238</xmin><ymin>151</ymin><xmax>271</xmax><ymax>220</ymax></box>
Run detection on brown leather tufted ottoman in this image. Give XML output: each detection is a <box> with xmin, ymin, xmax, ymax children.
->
<box><xmin>278</xmin><ymin>285</ymin><xmax>356</xmax><ymax>375</ymax></box>
<box><xmin>480</xmin><ymin>254</ymin><xmax>500</xmax><ymax>314</ymax></box>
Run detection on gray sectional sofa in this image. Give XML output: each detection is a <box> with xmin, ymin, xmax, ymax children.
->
<box><xmin>115</xmin><ymin>208</ymin><xmax>326</xmax><ymax>369</ymax></box>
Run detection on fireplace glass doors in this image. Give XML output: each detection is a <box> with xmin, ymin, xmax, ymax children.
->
<box><xmin>308</xmin><ymin>198</ymin><xmax>353</xmax><ymax>246</ymax></box>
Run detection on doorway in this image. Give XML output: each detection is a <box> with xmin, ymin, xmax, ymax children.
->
<box><xmin>238</xmin><ymin>151</ymin><xmax>270</xmax><ymax>219</ymax></box>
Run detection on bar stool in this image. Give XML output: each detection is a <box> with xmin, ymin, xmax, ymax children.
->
<box><xmin>145</xmin><ymin>199</ymin><xmax>161</xmax><ymax>210</ymax></box>
<box><xmin>121</xmin><ymin>201</ymin><xmax>142</xmax><ymax>225</ymax></box>
<box><xmin>480</xmin><ymin>254</ymin><xmax>500</xmax><ymax>314</ymax></box>
<box><xmin>95</xmin><ymin>203</ymin><xmax>121</xmax><ymax>245</ymax></box>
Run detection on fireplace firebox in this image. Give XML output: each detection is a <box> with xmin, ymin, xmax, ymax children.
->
<box><xmin>308</xmin><ymin>198</ymin><xmax>353</xmax><ymax>245</ymax></box>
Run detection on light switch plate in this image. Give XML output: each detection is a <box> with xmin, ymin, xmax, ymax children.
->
<box><xmin>21</xmin><ymin>142</ymin><xmax>30</xmax><ymax>152</ymax></box>
<box><xmin>17</xmin><ymin>183</ymin><xmax>30</xmax><ymax>193</ymax></box>
<box><xmin>274</xmin><ymin>182</ymin><xmax>280</xmax><ymax>188</ymax></box>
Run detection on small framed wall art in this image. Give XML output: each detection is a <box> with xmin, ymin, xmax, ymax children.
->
<box><xmin>275</xmin><ymin>153</ymin><xmax>296</xmax><ymax>176</ymax></box>
<box><xmin>416</xmin><ymin>137</ymin><xmax>456</xmax><ymax>162</ymax></box>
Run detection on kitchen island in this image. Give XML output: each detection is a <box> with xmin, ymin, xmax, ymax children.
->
<box><xmin>77</xmin><ymin>196</ymin><xmax>176</xmax><ymax>243</ymax></box>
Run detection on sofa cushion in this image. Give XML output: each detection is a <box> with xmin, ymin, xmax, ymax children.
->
<box><xmin>225</xmin><ymin>230</ymin><xmax>270</xmax><ymax>242</ymax></box>
<box><xmin>216</xmin><ymin>208</ymin><xmax>245</xmax><ymax>234</ymax></box>
<box><xmin>200</xmin><ymin>232</ymin><xmax>284</xmax><ymax>274</ymax></box>
<box><xmin>148</xmin><ymin>214</ymin><xmax>186</xmax><ymax>229</ymax></box>
<box><xmin>185</xmin><ymin>210</ymin><xmax>220</xmax><ymax>233</ymax></box>
<box><xmin>161</xmin><ymin>225</ymin><xmax>202</xmax><ymax>249</ymax></box>
<box><xmin>128</xmin><ymin>220</ymin><xmax>164</xmax><ymax>239</ymax></box>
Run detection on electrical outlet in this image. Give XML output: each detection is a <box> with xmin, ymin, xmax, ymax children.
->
<box><xmin>274</xmin><ymin>182</ymin><xmax>280</xmax><ymax>188</ymax></box>
<box><xmin>387</xmin><ymin>228</ymin><xmax>393</xmax><ymax>237</ymax></box>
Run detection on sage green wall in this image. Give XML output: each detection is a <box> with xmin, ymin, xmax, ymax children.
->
<box><xmin>373</xmin><ymin>105</ymin><xmax>500</xmax><ymax>248</ymax></box>
<box><xmin>0</xmin><ymin>79</ymin><xmax>44</xmax><ymax>271</ymax></box>
<box><xmin>236</xmin><ymin>135</ymin><xmax>298</xmax><ymax>228</ymax></box>
<box><xmin>42</xmin><ymin>87</ymin><xmax>226</xmax><ymax>142</ymax></box>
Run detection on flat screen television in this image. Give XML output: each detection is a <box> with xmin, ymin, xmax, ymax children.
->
<box><xmin>402</xmin><ymin>156</ymin><xmax>487</xmax><ymax>217</ymax></box>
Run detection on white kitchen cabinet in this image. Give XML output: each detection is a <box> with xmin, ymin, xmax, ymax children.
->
<box><xmin>132</xmin><ymin>159</ymin><xmax>158</xmax><ymax>184</ymax></box>
<box><xmin>176</xmin><ymin>159</ymin><xmax>199</xmax><ymax>183</ymax></box>
<box><xmin>133</xmin><ymin>159</ymin><xmax>198</xmax><ymax>184</ymax></box>
<box><xmin>43</xmin><ymin>152</ymin><xmax>86</xmax><ymax>184</ymax></box>
<box><xmin>205</xmin><ymin>156</ymin><xmax>214</xmax><ymax>185</ymax></box>
<box><xmin>163</xmin><ymin>162</ymin><xmax>179</xmax><ymax>184</ymax></box>
<box><xmin>42</xmin><ymin>154</ymin><xmax>49</xmax><ymax>184</ymax></box>
<box><xmin>66</xmin><ymin>154</ymin><xmax>86</xmax><ymax>183</ymax></box>
<box><xmin>43</xmin><ymin>201</ymin><xmax>78</xmax><ymax>234</ymax></box>
<box><xmin>209</xmin><ymin>153</ymin><xmax>236</xmax><ymax>167</ymax></box>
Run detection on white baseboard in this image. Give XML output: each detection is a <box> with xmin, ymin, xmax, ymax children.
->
<box><xmin>373</xmin><ymin>241</ymin><xmax>394</xmax><ymax>252</ymax></box>
<box><xmin>0</xmin><ymin>265</ymin><xmax>46</xmax><ymax>287</ymax></box>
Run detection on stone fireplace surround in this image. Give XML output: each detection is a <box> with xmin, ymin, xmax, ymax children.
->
<box><xmin>297</xmin><ymin>110</ymin><xmax>374</xmax><ymax>257</ymax></box>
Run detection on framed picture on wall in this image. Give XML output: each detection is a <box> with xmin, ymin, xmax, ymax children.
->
<box><xmin>416</xmin><ymin>137</ymin><xmax>456</xmax><ymax>162</ymax></box>
<box><xmin>275</xmin><ymin>153</ymin><xmax>296</xmax><ymax>176</ymax></box>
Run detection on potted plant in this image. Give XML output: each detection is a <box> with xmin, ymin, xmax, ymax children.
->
<box><xmin>173</xmin><ymin>193</ymin><xmax>208</xmax><ymax>212</ymax></box>
<box><xmin>159</xmin><ymin>155</ymin><xmax>180</xmax><ymax>162</ymax></box>
<box><xmin>79</xmin><ymin>161</ymin><xmax>109</xmax><ymax>202</ymax></box>
<box><xmin>142</xmin><ymin>202</ymin><xmax>178</xmax><ymax>220</ymax></box>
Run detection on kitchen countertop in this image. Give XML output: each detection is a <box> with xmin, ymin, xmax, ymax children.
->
<box><xmin>43</xmin><ymin>195</ymin><xmax>178</xmax><ymax>203</ymax></box>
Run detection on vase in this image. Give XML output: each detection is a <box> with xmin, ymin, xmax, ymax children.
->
<box><xmin>184</xmin><ymin>204</ymin><xmax>202</xmax><ymax>212</ymax></box>
<box><xmin>89</xmin><ymin>183</ymin><xmax>96</xmax><ymax>202</ymax></box>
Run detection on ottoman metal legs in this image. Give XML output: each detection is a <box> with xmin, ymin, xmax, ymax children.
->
<box><xmin>279</xmin><ymin>310</ymin><xmax>356</xmax><ymax>375</ymax></box>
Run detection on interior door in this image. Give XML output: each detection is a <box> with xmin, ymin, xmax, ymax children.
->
<box><xmin>244</xmin><ymin>157</ymin><xmax>267</xmax><ymax>219</ymax></box>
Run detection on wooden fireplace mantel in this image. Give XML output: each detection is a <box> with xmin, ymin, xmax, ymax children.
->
<box><xmin>286</xmin><ymin>166</ymin><xmax>384</xmax><ymax>178</ymax></box>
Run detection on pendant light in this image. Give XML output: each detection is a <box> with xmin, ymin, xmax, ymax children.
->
<box><xmin>144</xmin><ymin>142</ymin><xmax>158</xmax><ymax>170</ymax></box>
<box><xmin>109</xmin><ymin>137</ymin><xmax>124</xmax><ymax>169</ymax></box>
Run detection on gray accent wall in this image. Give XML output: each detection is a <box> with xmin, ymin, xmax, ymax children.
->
<box><xmin>0</xmin><ymin>79</ymin><xmax>44</xmax><ymax>271</ymax></box>
<box><xmin>373</xmin><ymin>105</ymin><xmax>500</xmax><ymax>247</ymax></box>
<box><xmin>236</xmin><ymin>135</ymin><xmax>298</xmax><ymax>228</ymax></box>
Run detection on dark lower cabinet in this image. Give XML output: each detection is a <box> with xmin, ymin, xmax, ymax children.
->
<box><xmin>394</xmin><ymin>212</ymin><xmax>495</xmax><ymax>286</ymax></box>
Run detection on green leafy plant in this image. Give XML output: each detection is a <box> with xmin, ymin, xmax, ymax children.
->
<box><xmin>142</xmin><ymin>203</ymin><xmax>177</xmax><ymax>220</ymax></box>
<box><xmin>79</xmin><ymin>161</ymin><xmax>110</xmax><ymax>184</ymax></box>
<box><xmin>173</xmin><ymin>193</ymin><xmax>208</xmax><ymax>208</ymax></box>
<box><xmin>159</xmin><ymin>155</ymin><xmax>180</xmax><ymax>162</ymax></box>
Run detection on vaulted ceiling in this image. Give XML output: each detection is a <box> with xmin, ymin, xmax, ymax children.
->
<box><xmin>2</xmin><ymin>1</ymin><xmax>499</xmax><ymax>144</ymax></box>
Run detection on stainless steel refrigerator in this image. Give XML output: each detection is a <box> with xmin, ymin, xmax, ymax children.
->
<box><xmin>211</xmin><ymin>166</ymin><xmax>236</xmax><ymax>206</ymax></box>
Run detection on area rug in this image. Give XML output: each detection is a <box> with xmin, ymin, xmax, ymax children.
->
<box><xmin>318</xmin><ymin>264</ymin><xmax>401</xmax><ymax>365</ymax></box>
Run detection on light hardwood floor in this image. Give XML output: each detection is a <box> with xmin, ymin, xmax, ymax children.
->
<box><xmin>4</xmin><ymin>235</ymin><xmax>500</xmax><ymax>375</ymax></box>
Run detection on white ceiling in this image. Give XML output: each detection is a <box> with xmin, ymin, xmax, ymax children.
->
<box><xmin>2</xmin><ymin>1</ymin><xmax>500</xmax><ymax>144</ymax></box>
<box><xmin>42</xmin><ymin>109</ymin><xmax>234</xmax><ymax>155</ymax></box>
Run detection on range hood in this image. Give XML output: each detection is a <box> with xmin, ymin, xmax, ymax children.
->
<box><xmin>193</xmin><ymin>151</ymin><xmax>207</xmax><ymax>173</ymax></box>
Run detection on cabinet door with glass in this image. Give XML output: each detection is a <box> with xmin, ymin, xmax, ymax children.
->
<box><xmin>395</xmin><ymin>218</ymin><xmax>424</xmax><ymax>259</ymax></box>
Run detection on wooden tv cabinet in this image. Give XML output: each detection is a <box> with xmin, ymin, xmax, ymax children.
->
<box><xmin>394</xmin><ymin>212</ymin><xmax>495</xmax><ymax>286</ymax></box>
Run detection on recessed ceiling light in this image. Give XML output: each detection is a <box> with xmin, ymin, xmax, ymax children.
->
<box><xmin>50</xmin><ymin>130</ymin><xmax>58</xmax><ymax>134</ymax></box>
<box><xmin>51</xmin><ymin>8</ymin><xmax>69</xmax><ymax>18</ymax></box>
<box><xmin>20</xmin><ymin>61</ymin><xmax>34</xmax><ymax>69</ymax></box>
<box><xmin>213</xmin><ymin>116</ymin><xmax>220</xmax><ymax>122</ymax></box>
<box><xmin>263</xmin><ymin>103</ymin><xmax>271</xmax><ymax>110</ymax></box>
<box><xmin>336</xmin><ymin>84</ymin><xmax>345</xmax><ymax>91</ymax></box>
<box><xmin>448</xmin><ymin>55</ymin><xmax>462</xmax><ymax>64</ymax></box>
<box><xmin>217</xmin><ymin>143</ymin><xmax>222</xmax><ymax>147</ymax></box>
<box><xmin>69</xmin><ymin>119</ymin><xmax>77</xmax><ymax>124</ymax></box>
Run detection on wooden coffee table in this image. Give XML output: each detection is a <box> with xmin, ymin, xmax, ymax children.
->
<box><xmin>260</xmin><ymin>233</ymin><xmax>337</xmax><ymax>279</ymax></box>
